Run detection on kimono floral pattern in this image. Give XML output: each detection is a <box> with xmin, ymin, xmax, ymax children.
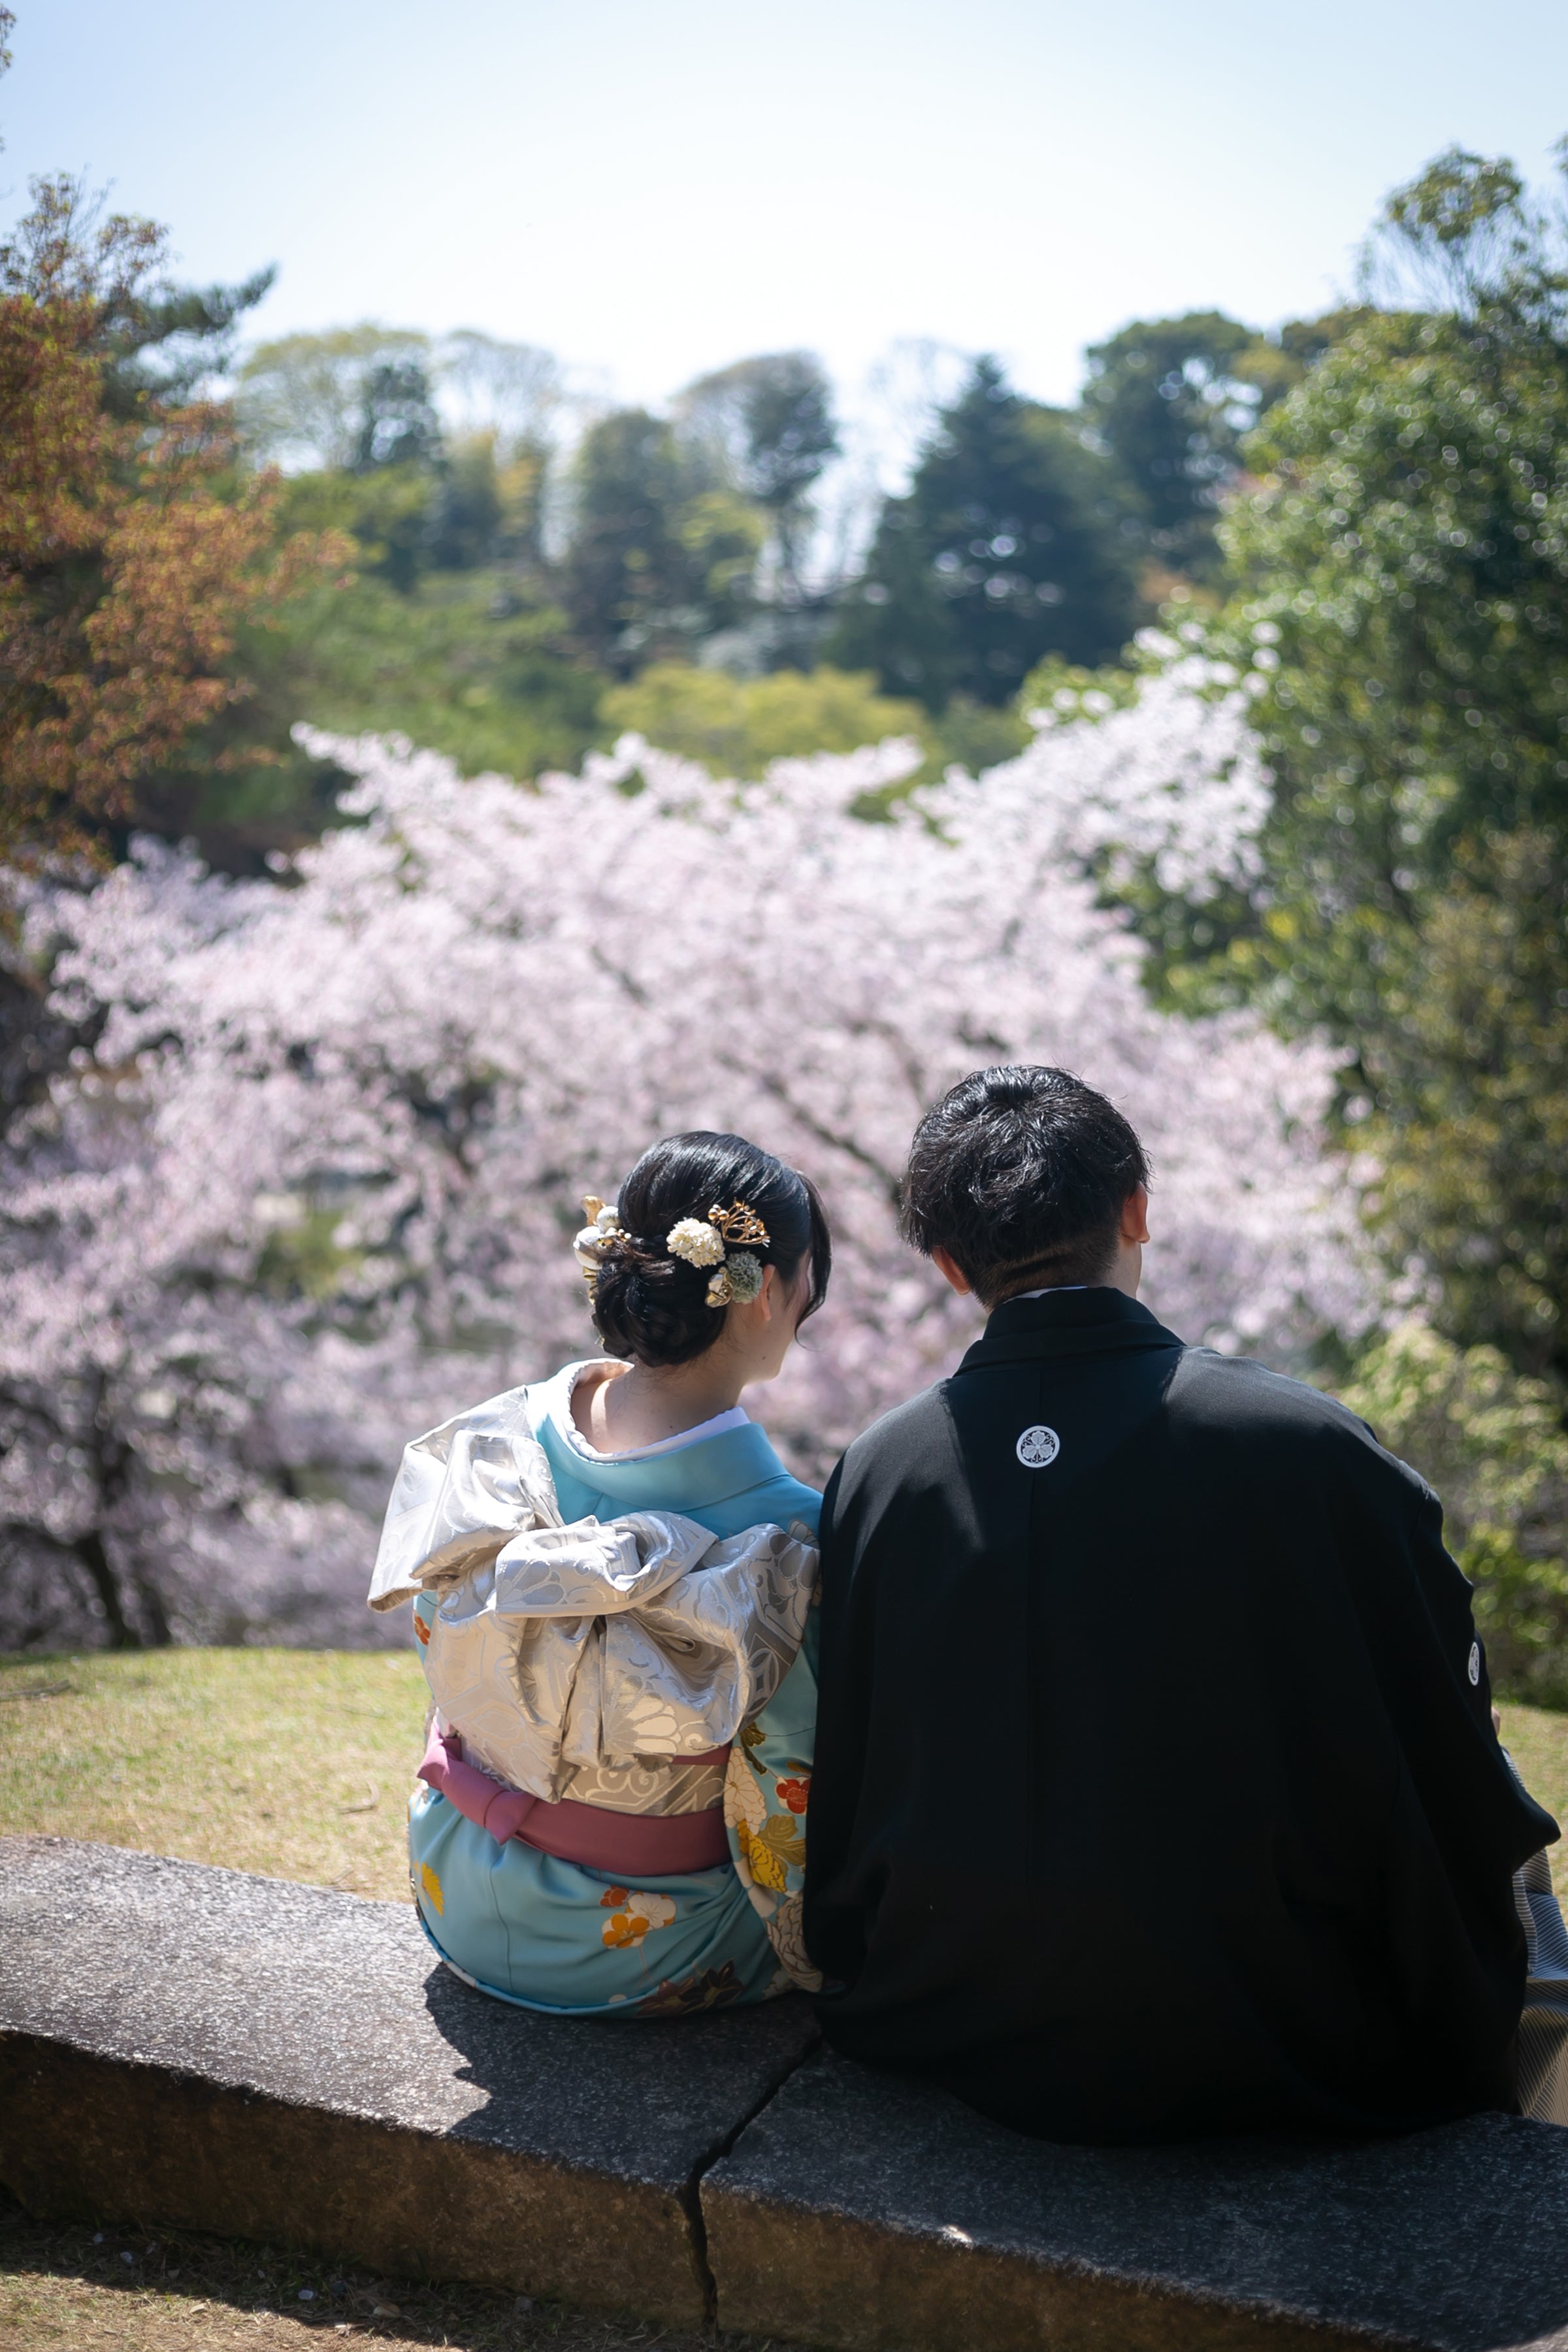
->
<box><xmin>599</xmin><ymin>1887</ymin><xmax>678</xmax><ymax>1949</ymax></box>
<box><xmin>638</xmin><ymin>1962</ymin><xmax>747</xmax><ymax>2016</ymax></box>
<box><xmin>725</xmin><ymin>1714</ymin><xmax>822</xmax><ymax>1993</ymax></box>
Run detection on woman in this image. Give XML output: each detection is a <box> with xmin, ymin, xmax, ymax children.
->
<box><xmin>367</xmin><ymin>1131</ymin><xmax>830</xmax><ymax>2017</ymax></box>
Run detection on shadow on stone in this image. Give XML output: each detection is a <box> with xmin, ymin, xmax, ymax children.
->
<box><xmin>705</xmin><ymin>2050</ymin><xmax>1568</xmax><ymax>2352</ymax></box>
<box><xmin>0</xmin><ymin>1837</ymin><xmax>815</xmax><ymax>2330</ymax></box>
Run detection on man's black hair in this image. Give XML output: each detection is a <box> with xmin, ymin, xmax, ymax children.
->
<box><xmin>900</xmin><ymin>1066</ymin><xmax>1149</xmax><ymax>1306</ymax></box>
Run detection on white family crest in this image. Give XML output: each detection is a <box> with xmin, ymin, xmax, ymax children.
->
<box><xmin>1468</xmin><ymin>1641</ymin><xmax>1481</xmax><ymax>1687</ymax></box>
<box><xmin>1016</xmin><ymin>1425</ymin><xmax>1061</xmax><ymax>1469</ymax></box>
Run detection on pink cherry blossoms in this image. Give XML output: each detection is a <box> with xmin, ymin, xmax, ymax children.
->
<box><xmin>0</xmin><ymin>674</ymin><xmax>1371</xmax><ymax>1647</ymax></box>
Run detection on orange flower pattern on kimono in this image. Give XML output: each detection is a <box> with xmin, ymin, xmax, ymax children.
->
<box><xmin>599</xmin><ymin>1888</ymin><xmax>678</xmax><ymax>1950</ymax></box>
<box><xmin>723</xmin><ymin>1631</ymin><xmax>821</xmax><ymax>1993</ymax></box>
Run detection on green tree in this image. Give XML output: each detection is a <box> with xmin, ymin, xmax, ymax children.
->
<box><xmin>1081</xmin><ymin>312</ymin><xmax>1284</xmax><ymax>585</ymax></box>
<box><xmin>829</xmin><ymin>358</ymin><xmax>1143</xmax><ymax>710</ymax></box>
<box><xmin>0</xmin><ymin>171</ymin><xmax>333</xmax><ymax>869</ymax></box>
<box><xmin>1338</xmin><ymin>1320</ymin><xmax>1568</xmax><ymax>1703</ymax></box>
<box><xmin>678</xmin><ymin>350</ymin><xmax>839</xmax><ymax>605</ymax></box>
<box><xmin>599</xmin><ymin>661</ymin><xmax>926</xmax><ymax>777</ymax></box>
<box><xmin>351</xmin><ymin>356</ymin><xmax>443</xmax><ymax>474</ymax></box>
<box><xmin>237</xmin><ymin>325</ymin><xmax>432</xmax><ymax>469</ymax></box>
<box><xmin>1079</xmin><ymin>310</ymin><xmax>1377</xmax><ymax>588</ymax></box>
<box><xmin>1356</xmin><ymin>834</ymin><xmax>1568</xmax><ymax>1378</ymax></box>
<box><xmin>561</xmin><ymin>408</ymin><xmax>762</xmax><ymax>674</ymax></box>
<box><xmin>1173</xmin><ymin>143</ymin><xmax>1568</xmax><ymax>1379</ymax></box>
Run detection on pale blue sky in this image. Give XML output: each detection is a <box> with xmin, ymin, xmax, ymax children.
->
<box><xmin>7</xmin><ymin>0</ymin><xmax>1567</xmax><ymax>412</ymax></box>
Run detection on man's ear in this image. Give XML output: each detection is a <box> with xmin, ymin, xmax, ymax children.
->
<box><xmin>930</xmin><ymin>1245</ymin><xmax>973</xmax><ymax>1298</ymax></box>
<box><xmin>1121</xmin><ymin>1184</ymin><xmax>1151</xmax><ymax>1246</ymax></box>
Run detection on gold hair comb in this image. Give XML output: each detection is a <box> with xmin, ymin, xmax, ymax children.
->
<box><xmin>708</xmin><ymin>1199</ymin><xmax>770</xmax><ymax>1248</ymax></box>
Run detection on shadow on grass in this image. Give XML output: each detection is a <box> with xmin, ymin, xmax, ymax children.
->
<box><xmin>0</xmin><ymin>2195</ymin><xmax>800</xmax><ymax>2351</ymax></box>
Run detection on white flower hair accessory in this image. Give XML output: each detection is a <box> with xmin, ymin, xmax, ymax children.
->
<box><xmin>668</xmin><ymin>1198</ymin><xmax>772</xmax><ymax>1308</ymax></box>
<box><xmin>573</xmin><ymin>1195</ymin><xmax>625</xmax><ymax>1292</ymax></box>
<box><xmin>666</xmin><ymin>1217</ymin><xmax>726</xmax><ymax>1269</ymax></box>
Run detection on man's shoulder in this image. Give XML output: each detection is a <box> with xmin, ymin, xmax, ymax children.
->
<box><xmin>1165</xmin><ymin>1348</ymin><xmax>1415</xmax><ymax>1483</ymax></box>
<box><xmin>834</xmin><ymin>1382</ymin><xmax>956</xmax><ymax>1498</ymax></box>
<box><xmin>1168</xmin><ymin>1348</ymin><xmax>1355</xmax><ymax>1426</ymax></box>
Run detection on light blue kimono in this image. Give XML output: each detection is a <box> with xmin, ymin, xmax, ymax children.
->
<box><xmin>407</xmin><ymin>1367</ymin><xmax>821</xmax><ymax>2017</ymax></box>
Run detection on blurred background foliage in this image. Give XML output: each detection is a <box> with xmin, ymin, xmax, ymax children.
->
<box><xmin>3</xmin><ymin>47</ymin><xmax>1568</xmax><ymax>1697</ymax></box>
<box><xmin>0</xmin><ymin>118</ymin><xmax>1371</xmax><ymax>880</ymax></box>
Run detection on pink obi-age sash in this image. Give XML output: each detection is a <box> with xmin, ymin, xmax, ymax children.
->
<box><xmin>417</xmin><ymin>1722</ymin><xmax>732</xmax><ymax>1876</ymax></box>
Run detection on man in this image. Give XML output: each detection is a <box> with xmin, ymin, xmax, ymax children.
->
<box><xmin>803</xmin><ymin>1065</ymin><xmax>1557</xmax><ymax>2143</ymax></box>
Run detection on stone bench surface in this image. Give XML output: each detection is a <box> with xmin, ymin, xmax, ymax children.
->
<box><xmin>7</xmin><ymin>1835</ymin><xmax>1568</xmax><ymax>2352</ymax></box>
<box><xmin>704</xmin><ymin>2049</ymin><xmax>1568</xmax><ymax>2352</ymax></box>
<box><xmin>0</xmin><ymin>1835</ymin><xmax>815</xmax><ymax>2325</ymax></box>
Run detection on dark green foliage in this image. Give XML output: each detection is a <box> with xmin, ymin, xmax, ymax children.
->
<box><xmin>1224</xmin><ymin>314</ymin><xmax>1568</xmax><ymax>975</ymax></box>
<box><xmin>101</xmin><ymin>265</ymin><xmax>277</xmax><ymax>416</ymax></box>
<box><xmin>350</xmin><ymin>357</ymin><xmax>444</xmax><ymax>475</ymax></box>
<box><xmin>139</xmin><ymin>568</ymin><xmax>605</xmax><ymax>872</ymax></box>
<box><xmin>1143</xmin><ymin>144</ymin><xmax>1568</xmax><ymax>1382</ymax></box>
<box><xmin>829</xmin><ymin>358</ymin><xmax>1144</xmax><ymax>710</ymax></box>
<box><xmin>1081</xmin><ymin>312</ymin><xmax>1272</xmax><ymax>583</ymax></box>
<box><xmin>1354</xmin><ymin>835</ymin><xmax>1568</xmax><ymax>1380</ymax></box>
<box><xmin>340</xmin><ymin>359</ymin><xmax>448</xmax><ymax>589</ymax></box>
<box><xmin>561</xmin><ymin>408</ymin><xmax>761</xmax><ymax>674</ymax></box>
<box><xmin>1079</xmin><ymin>309</ymin><xmax>1375</xmax><ymax>585</ymax></box>
<box><xmin>1086</xmin><ymin>308</ymin><xmax>1382</xmax><ymax>588</ymax></box>
<box><xmin>429</xmin><ymin>436</ymin><xmax>504</xmax><ymax>572</ymax></box>
<box><xmin>736</xmin><ymin>351</ymin><xmax>839</xmax><ymax>514</ymax></box>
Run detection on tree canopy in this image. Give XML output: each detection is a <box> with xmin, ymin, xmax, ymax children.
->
<box><xmin>0</xmin><ymin>175</ymin><xmax>335</xmax><ymax>867</ymax></box>
<box><xmin>1146</xmin><ymin>143</ymin><xmax>1568</xmax><ymax>1382</ymax></box>
<box><xmin>830</xmin><ymin>357</ymin><xmax>1145</xmax><ymax>708</ymax></box>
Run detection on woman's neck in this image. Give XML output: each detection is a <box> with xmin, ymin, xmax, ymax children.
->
<box><xmin>573</xmin><ymin>1353</ymin><xmax>747</xmax><ymax>1454</ymax></box>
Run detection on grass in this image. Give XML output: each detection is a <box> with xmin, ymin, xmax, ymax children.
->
<box><xmin>4</xmin><ymin>1650</ymin><xmax>1568</xmax><ymax>1909</ymax></box>
<box><xmin>0</xmin><ymin>1650</ymin><xmax>429</xmax><ymax>1904</ymax></box>
<box><xmin>0</xmin><ymin>2198</ymin><xmax>798</xmax><ymax>2351</ymax></box>
<box><xmin>1497</xmin><ymin>1702</ymin><xmax>1568</xmax><ymax>1863</ymax></box>
<box><xmin>5</xmin><ymin>1650</ymin><xmax>1568</xmax><ymax>1906</ymax></box>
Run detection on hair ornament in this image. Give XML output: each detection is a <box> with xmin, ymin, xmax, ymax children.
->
<box><xmin>573</xmin><ymin>1194</ymin><xmax>625</xmax><ymax>1290</ymax></box>
<box><xmin>667</xmin><ymin>1201</ymin><xmax>771</xmax><ymax>1306</ymax></box>
<box><xmin>709</xmin><ymin>1200</ymin><xmax>770</xmax><ymax>1247</ymax></box>
<box><xmin>707</xmin><ymin>1249</ymin><xmax>764</xmax><ymax>1308</ymax></box>
<box><xmin>579</xmin><ymin>1191</ymin><xmax>772</xmax><ymax>1309</ymax></box>
<box><xmin>666</xmin><ymin>1217</ymin><xmax>727</xmax><ymax>1269</ymax></box>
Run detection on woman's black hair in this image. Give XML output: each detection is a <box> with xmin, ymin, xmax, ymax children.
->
<box><xmin>590</xmin><ymin>1131</ymin><xmax>832</xmax><ymax>1369</ymax></box>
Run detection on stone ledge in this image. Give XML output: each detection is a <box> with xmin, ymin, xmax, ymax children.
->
<box><xmin>12</xmin><ymin>1836</ymin><xmax>1568</xmax><ymax>2352</ymax></box>
<box><xmin>702</xmin><ymin>2050</ymin><xmax>1568</xmax><ymax>2352</ymax></box>
<box><xmin>0</xmin><ymin>1836</ymin><xmax>817</xmax><ymax>2327</ymax></box>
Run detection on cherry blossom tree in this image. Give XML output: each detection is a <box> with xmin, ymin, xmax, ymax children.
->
<box><xmin>0</xmin><ymin>667</ymin><xmax>1370</xmax><ymax>1648</ymax></box>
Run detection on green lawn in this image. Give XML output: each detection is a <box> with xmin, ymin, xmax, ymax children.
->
<box><xmin>0</xmin><ymin>1650</ymin><xmax>428</xmax><ymax>1904</ymax></box>
<box><xmin>4</xmin><ymin>1647</ymin><xmax>1568</xmax><ymax>1909</ymax></box>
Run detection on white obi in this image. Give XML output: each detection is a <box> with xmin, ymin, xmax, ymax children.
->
<box><xmin>367</xmin><ymin>1388</ymin><xmax>818</xmax><ymax>1816</ymax></box>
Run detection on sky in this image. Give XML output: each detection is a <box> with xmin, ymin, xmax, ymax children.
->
<box><xmin>7</xmin><ymin>0</ymin><xmax>1568</xmax><ymax>421</ymax></box>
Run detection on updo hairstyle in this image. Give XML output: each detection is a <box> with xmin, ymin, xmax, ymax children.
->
<box><xmin>590</xmin><ymin>1131</ymin><xmax>831</xmax><ymax>1369</ymax></box>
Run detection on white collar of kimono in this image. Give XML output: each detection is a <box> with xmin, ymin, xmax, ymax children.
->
<box><xmin>1011</xmin><ymin>1285</ymin><xmax>1088</xmax><ymax>1299</ymax></box>
<box><xmin>553</xmin><ymin>1360</ymin><xmax>751</xmax><ymax>1465</ymax></box>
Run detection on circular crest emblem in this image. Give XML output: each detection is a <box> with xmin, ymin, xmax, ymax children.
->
<box><xmin>1016</xmin><ymin>1424</ymin><xmax>1061</xmax><ymax>1469</ymax></box>
<box><xmin>1467</xmin><ymin>1640</ymin><xmax>1481</xmax><ymax>1688</ymax></box>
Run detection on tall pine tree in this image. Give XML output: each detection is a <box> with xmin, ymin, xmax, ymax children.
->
<box><xmin>831</xmin><ymin>358</ymin><xmax>1142</xmax><ymax>710</ymax></box>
